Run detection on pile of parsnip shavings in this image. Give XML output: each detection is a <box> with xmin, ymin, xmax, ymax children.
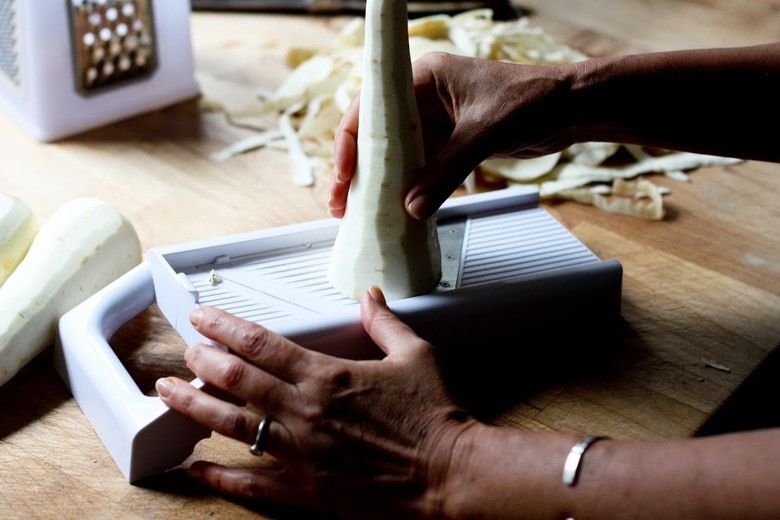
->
<box><xmin>206</xmin><ymin>8</ymin><xmax>741</xmax><ymax>220</ymax></box>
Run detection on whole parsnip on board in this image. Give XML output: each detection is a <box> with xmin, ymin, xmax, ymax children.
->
<box><xmin>0</xmin><ymin>192</ymin><xmax>38</xmax><ymax>287</ymax></box>
<box><xmin>0</xmin><ymin>198</ymin><xmax>141</xmax><ymax>387</ymax></box>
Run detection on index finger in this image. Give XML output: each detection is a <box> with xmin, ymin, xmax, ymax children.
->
<box><xmin>190</xmin><ymin>306</ymin><xmax>316</xmax><ymax>383</ymax></box>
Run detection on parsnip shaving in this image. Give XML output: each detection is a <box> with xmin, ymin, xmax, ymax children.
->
<box><xmin>538</xmin><ymin>151</ymin><xmax>740</xmax><ymax>197</ymax></box>
<box><xmin>564</xmin><ymin>142</ymin><xmax>621</xmax><ymax>166</ymax></box>
<box><xmin>210</xmin><ymin>129</ymin><xmax>284</xmax><ymax>162</ymax></box>
<box><xmin>207</xmin><ymin>8</ymin><xmax>743</xmax><ymax>219</ymax></box>
<box><xmin>557</xmin><ymin>178</ymin><xmax>666</xmax><ymax>220</ymax></box>
<box><xmin>481</xmin><ymin>153</ymin><xmax>562</xmax><ymax>182</ymax></box>
<box><xmin>625</xmin><ymin>144</ymin><xmax>690</xmax><ymax>182</ymax></box>
<box><xmin>279</xmin><ymin>103</ymin><xmax>315</xmax><ymax>187</ymax></box>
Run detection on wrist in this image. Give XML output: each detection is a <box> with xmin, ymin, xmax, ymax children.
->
<box><xmin>435</xmin><ymin>423</ymin><xmax>583</xmax><ymax>520</ymax></box>
<box><xmin>564</xmin><ymin>56</ymin><xmax>631</xmax><ymax>145</ymax></box>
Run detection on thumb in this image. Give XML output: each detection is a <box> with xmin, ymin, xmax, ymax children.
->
<box><xmin>359</xmin><ymin>286</ymin><xmax>432</xmax><ymax>358</ymax></box>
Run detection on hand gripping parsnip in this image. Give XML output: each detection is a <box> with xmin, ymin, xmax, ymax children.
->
<box><xmin>0</xmin><ymin>198</ymin><xmax>141</xmax><ymax>387</ymax></box>
<box><xmin>327</xmin><ymin>0</ymin><xmax>441</xmax><ymax>301</ymax></box>
<box><xmin>0</xmin><ymin>193</ymin><xmax>38</xmax><ymax>287</ymax></box>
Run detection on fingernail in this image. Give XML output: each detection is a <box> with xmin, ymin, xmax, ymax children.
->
<box><xmin>190</xmin><ymin>307</ymin><xmax>204</xmax><ymax>327</ymax></box>
<box><xmin>155</xmin><ymin>377</ymin><xmax>173</xmax><ymax>398</ymax></box>
<box><xmin>407</xmin><ymin>194</ymin><xmax>428</xmax><ymax>220</ymax></box>
<box><xmin>368</xmin><ymin>285</ymin><xmax>387</xmax><ymax>306</ymax></box>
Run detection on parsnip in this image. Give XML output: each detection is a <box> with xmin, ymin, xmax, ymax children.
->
<box><xmin>0</xmin><ymin>198</ymin><xmax>141</xmax><ymax>386</ymax></box>
<box><xmin>327</xmin><ymin>0</ymin><xmax>441</xmax><ymax>301</ymax></box>
<box><xmin>0</xmin><ymin>193</ymin><xmax>38</xmax><ymax>287</ymax></box>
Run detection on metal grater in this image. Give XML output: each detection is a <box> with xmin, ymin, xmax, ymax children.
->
<box><xmin>55</xmin><ymin>186</ymin><xmax>623</xmax><ymax>483</ymax></box>
<box><xmin>0</xmin><ymin>0</ymin><xmax>19</xmax><ymax>84</ymax></box>
<box><xmin>0</xmin><ymin>0</ymin><xmax>197</xmax><ymax>141</ymax></box>
<box><xmin>67</xmin><ymin>0</ymin><xmax>158</xmax><ymax>94</ymax></box>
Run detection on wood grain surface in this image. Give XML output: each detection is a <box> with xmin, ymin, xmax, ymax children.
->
<box><xmin>1</xmin><ymin>1</ymin><xmax>779</xmax><ymax>517</ymax></box>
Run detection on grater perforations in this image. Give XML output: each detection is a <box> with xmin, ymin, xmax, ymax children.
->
<box><xmin>0</xmin><ymin>0</ymin><xmax>19</xmax><ymax>85</ymax></box>
<box><xmin>68</xmin><ymin>0</ymin><xmax>158</xmax><ymax>94</ymax></box>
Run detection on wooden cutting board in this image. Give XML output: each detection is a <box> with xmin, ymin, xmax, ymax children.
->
<box><xmin>1</xmin><ymin>1</ymin><xmax>778</xmax><ymax>517</ymax></box>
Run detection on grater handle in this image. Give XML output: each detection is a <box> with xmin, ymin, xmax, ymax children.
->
<box><xmin>55</xmin><ymin>263</ymin><xmax>211</xmax><ymax>484</ymax></box>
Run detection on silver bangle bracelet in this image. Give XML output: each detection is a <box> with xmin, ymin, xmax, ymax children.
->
<box><xmin>562</xmin><ymin>435</ymin><xmax>609</xmax><ymax>486</ymax></box>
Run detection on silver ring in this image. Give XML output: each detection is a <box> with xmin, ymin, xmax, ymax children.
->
<box><xmin>249</xmin><ymin>416</ymin><xmax>272</xmax><ymax>456</ymax></box>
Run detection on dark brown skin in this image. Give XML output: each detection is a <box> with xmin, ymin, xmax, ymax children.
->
<box><xmin>158</xmin><ymin>43</ymin><xmax>780</xmax><ymax>519</ymax></box>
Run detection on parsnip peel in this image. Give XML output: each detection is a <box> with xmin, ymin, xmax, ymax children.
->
<box><xmin>207</xmin><ymin>8</ymin><xmax>742</xmax><ymax>219</ymax></box>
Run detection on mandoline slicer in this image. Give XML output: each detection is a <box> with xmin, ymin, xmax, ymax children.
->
<box><xmin>54</xmin><ymin>185</ymin><xmax>623</xmax><ymax>483</ymax></box>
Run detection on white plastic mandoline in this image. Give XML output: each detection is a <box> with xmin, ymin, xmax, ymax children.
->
<box><xmin>54</xmin><ymin>185</ymin><xmax>622</xmax><ymax>483</ymax></box>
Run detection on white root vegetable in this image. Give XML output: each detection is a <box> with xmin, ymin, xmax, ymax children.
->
<box><xmin>326</xmin><ymin>0</ymin><xmax>441</xmax><ymax>301</ymax></box>
<box><xmin>0</xmin><ymin>198</ymin><xmax>142</xmax><ymax>386</ymax></box>
<box><xmin>0</xmin><ymin>193</ymin><xmax>38</xmax><ymax>287</ymax></box>
<box><xmin>481</xmin><ymin>153</ymin><xmax>562</xmax><ymax>182</ymax></box>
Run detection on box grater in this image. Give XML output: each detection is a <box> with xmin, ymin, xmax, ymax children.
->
<box><xmin>0</xmin><ymin>0</ymin><xmax>198</xmax><ymax>141</ymax></box>
<box><xmin>54</xmin><ymin>186</ymin><xmax>623</xmax><ymax>483</ymax></box>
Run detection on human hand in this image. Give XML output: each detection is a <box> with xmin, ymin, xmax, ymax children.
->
<box><xmin>155</xmin><ymin>286</ymin><xmax>479</xmax><ymax>518</ymax></box>
<box><xmin>329</xmin><ymin>52</ymin><xmax>577</xmax><ymax>220</ymax></box>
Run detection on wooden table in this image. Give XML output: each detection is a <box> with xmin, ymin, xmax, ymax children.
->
<box><xmin>1</xmin><ymin>1</ymin><xmax>779</xmax><ymax>517</ymax></box>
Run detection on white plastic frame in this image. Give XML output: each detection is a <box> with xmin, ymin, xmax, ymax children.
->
<box><xmin>55</xmin><ymin>187</ymin><xmax>623</xmax><ymax>483</ymax></box>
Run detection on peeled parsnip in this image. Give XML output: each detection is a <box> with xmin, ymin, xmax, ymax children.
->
<box><xmin>0</xmin><ymin>193</ymin><xmax>38</xmax><ymax>287</ymax></box>
<box><xmin>0</xmin><ymin>198</ymin><xmax>141</xmax><ymax>386</ymax></box>
<box><xmin>327</xmin><ymin>0</ymin><xmax>441</xmax><ymax>301</ymax></box>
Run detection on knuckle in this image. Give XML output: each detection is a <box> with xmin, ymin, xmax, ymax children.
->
<box><xmin>296</xmin><ymin>365</ymin><xmax>358</xmax><ymax>424</ymax></box>
<box><xmin>300</xmin><ymin>399</ymin><xmax>327</xmax><ymax>423</ymax></box>
<box><xmin>175</xmin><ymin>386</ymin><xmax>197</xmax><ymax>413</ymax></box>
<box><xmin>197</xmin><ymin>307</ymin><xmax>224</xmax><ymax>333</ymax></box>
<box><xmin>237</xmin><ymin>326</ymin><xmax>276</xmax><ymax>359</ymax></box>
<box><xmin>219</xmin><ymin>409</ymin><xmax>253</xmax><ymax>438</ymax></box>
<box><xmin>325</xmin><ymin>365</ymin><xmax>353</xmax><ymax>391</ymax></box>
<box><xmin>216</xmin><ymin>357</ymin><xmax>249</xmax><ymax>390</ymax></box>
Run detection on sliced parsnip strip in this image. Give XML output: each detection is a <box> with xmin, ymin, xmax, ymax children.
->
<box><xmin>274</xmin><ymin>55</ymin><xmax>335</xmax><ymax>101</ymax></box>
<box><xmin>279</xmin><ymin>103</ymin><xmax>315</xmax><ymax>187</ymax></box>
<box><xmin>624</xmin><ymin>144</ymin><xmax>691</xmax><ymax>182</ymax></box>
<box><xmin>553</xmin><ymin>184</ymin><xmax>610</xmax><ymax>204</ymax></box>
<box><xmin>210</xmin><ymin>129</ymin><xmax>285</xmax><ymax>162</ymax></box>
<box><xmin>539</xmin><ymin>165</ymin><xmax>625</xmax><ymax>196</ymax></box>
<box><xmin>335</xmin><ymin>17</ymin><xmax>365</xmax><ymax>46</ymax></box>
<box><xmin>481</xmin><ymin>153</ymin><xmax>562</xmax><ymax>182</ymax></box>
<box><xmin>409</xmin><ymin>36</ymin><xmax>463</xmax><ymax>61</ymax></box>
<box><xmin>541</xmin><ymin>152</ymin><xmax>741</xmax><ymax>196</ymax></box>
<box><xmin>565</xmin><ymin>142</ymin><xmax>621</xmax><ymax>166</ymax></box>
<box><xmin>295</xmin><ymin>94</ymin><xmax>330</xmax><ymax>139</ymax></box>
<box><xmin>562</xmin><ymin>151</ymin><xmax>741</xmax><ymax>180</ymax></box>
<box><xmin>599</xmin><ymin>178</ymin><xmax>664</xmax><ymax>220</ymax></box>
<box><xmin>557</xmin><ymin>179</ymin><xmax>665</xmax><ymax>220</ymax></box>
<box><xmin>212</xmin><ymin>7</ymin><xmax>738</xmax><ymax>221</ymax></box>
